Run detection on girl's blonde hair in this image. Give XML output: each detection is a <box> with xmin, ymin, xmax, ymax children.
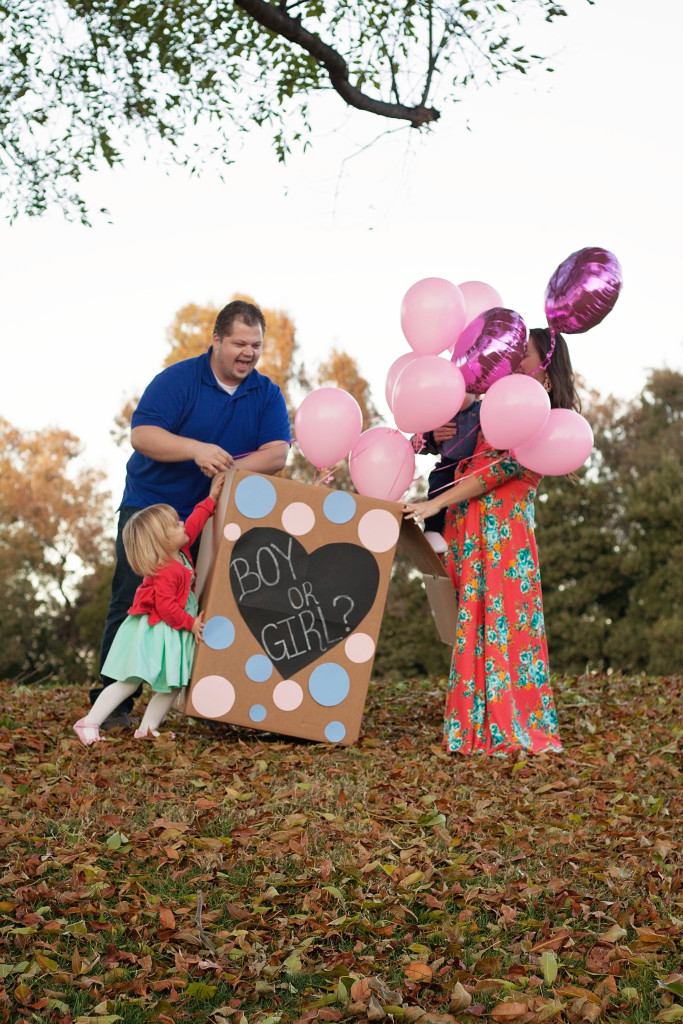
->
<box><xmin>122</xmin><ymin>504</ymin><xmax>180</xmax><ymax>577</ymax></box>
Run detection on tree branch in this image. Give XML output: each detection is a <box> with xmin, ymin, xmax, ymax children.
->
<box><xmin>233</xmin><ymin>0</ymin><xmax>440</xmax><ymax>127</ymax></box>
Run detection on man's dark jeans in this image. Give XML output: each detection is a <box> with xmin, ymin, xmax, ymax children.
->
<box><xmin>88</xmin><ymin>506</ymin><xmax>143</xmax><ymax>712</ymax></box>
<box><xmin>88</xmin><ymin>504</ymin><xmax>202</xmax><ymax>712</ymax></box>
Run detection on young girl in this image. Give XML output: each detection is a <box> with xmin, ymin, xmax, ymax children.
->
<box><xmin>73</xmin><ymin>473</ymin><xmax>225</xmax><ymax>744</ymax></box>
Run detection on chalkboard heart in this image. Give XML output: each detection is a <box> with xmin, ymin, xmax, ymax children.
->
<box><xmin>229</xmin><ymin>527</ymin><xmax>380</xmax><ymax>677</ymax></box>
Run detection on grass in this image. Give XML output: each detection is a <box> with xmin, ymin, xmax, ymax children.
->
<box><xmin>0</xmin><ymin>671</ymin><xmax>681</xmax><ymax>1024</ymax></box>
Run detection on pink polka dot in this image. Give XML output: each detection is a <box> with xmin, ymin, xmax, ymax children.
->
<box><xmin>345</xmin><ymin>632</ymin><xmax>376</xmax><ymax>663</ymax></box>
<box><xmin>357</xmin><ymin>509</ymin><xmax>400</xmax><ymax>553</ymax></box>
<box><xmin>272</xmin><ymin>680</ymin><xmax>304</xmax><ymax>711</ymax></box>
<box><xmin>281</xmin><ymin>502</ymin><xmax>315</xmax><ymax>536</ymax></box>
<box><xmin>224</xmin><ymin>523</ymin><xmax>241</xmax><ymax>541</ymax></box>
<box><xmin>191</xmin><ymin>675</ymin><xmax>235</xmax><ymax>718</ymax></box>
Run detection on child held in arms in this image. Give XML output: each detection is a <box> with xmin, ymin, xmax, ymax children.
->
<box><xmin>412</xmin><ymin>395</ymin><xmax>481</xmax><ymax>553</ymax></box>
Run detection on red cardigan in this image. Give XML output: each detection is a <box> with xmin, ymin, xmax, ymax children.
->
<box><xmin>127</xmin><ymin>497</ymin><xmax>216</xmax><ymax>631</ymax></box>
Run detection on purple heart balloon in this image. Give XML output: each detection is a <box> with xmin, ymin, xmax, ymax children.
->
<box><xmin>544</xmin><ymin>247</ymin><xmax>623</xmax><ymax>334</ymax></box>
<box><xmin>453</xmin><ymin>307</ymin><xmax>527</xmax><ymax>395</ymax></box>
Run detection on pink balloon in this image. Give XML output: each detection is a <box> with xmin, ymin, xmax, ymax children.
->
<box><xmin>385</xmin><ymin>352</ymin><xmax>419</xmax><ymax>410</ymax></box>
<box><xmin>400</xmin><ymin>277</ymin><xmax>467</xmax><ymax>356</ymax></box>
<box><xmin>349</xmin><ymin>427</ymin><xmax>416</xmax><ymax>501</ymax></box>
<box><xmin>454</xmin><ymin>308</ymin><xmax>527</xmax><ymax>394</ymax></box>
<box><xmin>457</xmin><ymin>280</ymin><xmax>504</xmax><ymax>327</ymax></box>
<box><xmin>294</xmin><ymin>387</ymin><xmax>363</xmax><ymax>469</ymax></box>
<box><xmin>480</xmin><ymin>375</ymin><xmax>550</xmax><ymax>450</ymax></box>
<box><xmin>392</xmin><ymin>356</ymin><xmax>466</xmax><ymax>434</ymax></box>
<box><xmin>544</xmin><ymin>247</ymin><xmax>623</xmax><ymax>334</ymax></box>
<box><xmin>514</xmin><ymin>408</ymin><xmax>594</xmax><ymax>475</ymax></box>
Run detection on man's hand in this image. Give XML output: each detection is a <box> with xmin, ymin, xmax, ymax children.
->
<box><xmin>193</xmin><ymin>443</ymin><xmax>234</xmax><ymax>477</ymax></box>
<box><xmin>432</xmin><ymin>422</ymin><xmax>457</xmax><ymax>445</ymax></box>
<box><xmin>131</xmin><ymin>425</ymin><xmax>234</xmax><ymax>475</ymax></box>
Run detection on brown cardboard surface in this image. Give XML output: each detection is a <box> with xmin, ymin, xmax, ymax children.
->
<box><xmin>398</xmin><ymin>518</ymin><xmax>458</xmax><ymax>645</ymax></box>
<box><xmin>185</xmin><ymin>469</ymin><xmax>406</xmax><ymax>745</ymax></box>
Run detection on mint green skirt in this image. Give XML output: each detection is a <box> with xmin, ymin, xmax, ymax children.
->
<box><xmin>102</xmin><ymin>589</ymin><xmax>198</xmax><ymax>692</ymax></box>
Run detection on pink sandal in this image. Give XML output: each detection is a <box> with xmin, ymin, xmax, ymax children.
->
<box><xmin>134</xmin><ymin>728</ymin><xmax>176</xmax><ymax>739</ymax></box>
<box><xmin>73</xmin><ymin>718</ymin><xmax>105</xmax><ymax>746</ymax></box>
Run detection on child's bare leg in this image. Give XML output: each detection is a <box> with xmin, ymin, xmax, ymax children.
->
<box><xmin>136</xmin><ymin>690</ymin><xmax>179</xmax><ymax>735</ymax></box>
<box><xmin>84</xmin><ymin>679</ymin><xmax>141</xmax><ymax>726</ymax></box>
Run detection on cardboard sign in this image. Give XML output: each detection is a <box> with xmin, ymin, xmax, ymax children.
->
<box><xmin>186</xmin><ymin>469</ymin><xmax>406</xmax><ymax>745</ymax></box>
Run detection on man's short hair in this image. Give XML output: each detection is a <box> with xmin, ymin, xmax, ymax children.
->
<box><xmin>214</xmin><ymin>300</ymin><xmax>266</xmax><ymax>339</ymax></box>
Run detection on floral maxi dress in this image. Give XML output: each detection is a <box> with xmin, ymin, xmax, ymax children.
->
<box><xmin>442</xmin><ymin>439</ymin><xmax>562</xmax><ymax>756</ymax></box>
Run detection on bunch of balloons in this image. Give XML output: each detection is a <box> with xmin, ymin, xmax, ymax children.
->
<box><xmin>474</xmin><ymin>247</ymin><xmax>621</xmax><ymax>473</ymax></box>
<box><xmin>293</xmin><ymin>247</ymin><xmax>622</xmax><ymax>500</ymax></box>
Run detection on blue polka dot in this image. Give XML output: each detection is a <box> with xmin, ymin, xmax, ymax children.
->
<box><xmin>245</xmin><ymin>655</ymin><xmax>273</xmax><ymax>682</ymax></box>
<box><xmin>323</xmin><ymin>491</ymin><xmax>357</xmax><ymax>524</ymax></box>
<box><xmin>249</xmin><ymin>704</ymin><xmax>267</xmax><ymax>723</ymax></box>
<box><xmin>203</xmin><ymin>616</ymin><xmax>235</xmax><ymax>650</ymax></box>
<box><xmin>308</xmin><ymin>664</ymin><xmax>350</xmax><ymax>707</ymax></box>
<box><xmin>324</xmin><ymin>721</ymin><xmax>347</xmax><ymax>744</ymax></box>
<box><xmin>234</xmin><ymin>476</ymin><xmax>277</xmax><ymax>519</ymax></box>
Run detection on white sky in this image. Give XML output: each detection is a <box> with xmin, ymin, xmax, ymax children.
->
<box><xmin>1</xmin><ymin>0</ymin><xmax>681</xmax><ymax>512</ymax></box>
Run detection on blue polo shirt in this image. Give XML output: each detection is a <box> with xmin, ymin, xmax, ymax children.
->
<box><xmin>121</xmin><ymin>350</ymin><xmax>291</xmax><ymax>517</ymax></box>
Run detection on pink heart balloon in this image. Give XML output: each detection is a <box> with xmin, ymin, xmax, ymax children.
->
<box><xmin>453</xmin><ymin>308</ymin><xmax>527</xmax><ymax>395</ymax></box>
<box><xmin>544</xmin><ymin>247</ymin><xmax>622</xmax><ymax>334</ymax></box>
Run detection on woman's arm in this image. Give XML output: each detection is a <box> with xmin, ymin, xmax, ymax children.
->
<box><xmin>404</xmin><ymin>472</ymin><xmax>485</xmax><ymax>523</ymax></box>
<box><xmin>404</xmin><ymin>449</ymin><xmax>536</xmax><ymax>523</ymax></box>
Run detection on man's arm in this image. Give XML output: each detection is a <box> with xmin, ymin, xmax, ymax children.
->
<box><xmin>131</xmin><ymin>425</ymin><xmax>233</xmax><ymax>476</ymax></box>
<box><xmin>234</xmin><ymin>439</ymin><xmax>290</xmax><ymax>475</ymax></box>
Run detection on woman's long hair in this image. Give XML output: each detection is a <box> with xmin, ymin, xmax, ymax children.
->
<box><xmin>529</xmin><ymin>328</ymin><xmax>581</xmax><ymax>412</ymax></box>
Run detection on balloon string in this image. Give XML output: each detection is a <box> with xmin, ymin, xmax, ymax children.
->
<box><xmin>415</xmin><ymin>418</ymin><xmax>480</xmax><ymax>464</ymax></box>
<box><xmin>423</xmin><ymin>446</ymin><xmax>506</xmax><ymax>498</ymax></box>
<box><xmin>537</xmin><ymin>327</ymin><xmax>556</xmax><ymax>372</ymax></box>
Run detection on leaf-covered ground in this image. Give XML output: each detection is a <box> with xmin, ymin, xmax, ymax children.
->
<box><xmin>1</xmin><ymin>673</ymin><xmax>681</xmax><ymax>1024</ymax></box>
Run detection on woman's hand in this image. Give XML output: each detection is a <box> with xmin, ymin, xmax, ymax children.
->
<box><xmin>403</xmin><ymin>498</ymin><xmax>442</xmax><ymax>524</ymax></box>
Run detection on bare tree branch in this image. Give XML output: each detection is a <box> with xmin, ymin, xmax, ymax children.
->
<box><xmin>234</xmin><ymin>0</ymin><xmax>441</xmax><ymax>127</ymax></box>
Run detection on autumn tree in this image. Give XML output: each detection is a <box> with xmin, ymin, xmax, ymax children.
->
<box><xmin>0</xmin><ymin>417</ymin><xmax>113</xmax><ymax>682</ymax></box>
<box><xmin>536</xmin><ymin>369</ymin><xmax>683</xmax><ymax>675</ymax></box>
<box><xmin>2</xmin><ymin>0</ymin><xmax>591</xmax><ymax>222</ymax></box>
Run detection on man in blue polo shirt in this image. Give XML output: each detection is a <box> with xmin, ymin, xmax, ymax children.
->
<box><xmin>89</xmin><ymin>299</ymin><xmax>291</xmax><ymax>726</ymax></box>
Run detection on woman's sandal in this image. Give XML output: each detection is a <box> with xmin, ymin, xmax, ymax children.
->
<box><xmin>73</xmin><ymin>718</ymin><xmax>105</xmax><ymax>746</ymax></box>
<box><xmin>133</xmin><ymin>728</ymin><xmax>176</xmax><ymax>739</ymax></box>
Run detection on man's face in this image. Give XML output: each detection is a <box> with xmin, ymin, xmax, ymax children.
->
<box><xmin>211</xmin><ymin>317</ymin><xmax>263</xmax><ymax>387</ymax></box>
